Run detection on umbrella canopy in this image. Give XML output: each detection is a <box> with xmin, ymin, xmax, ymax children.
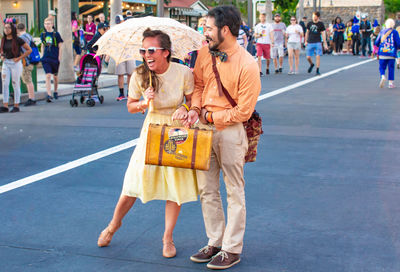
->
<box><xmin>94</xmin><ymin>16</ymin><xmax>205</xmax><ymax>64</ymax></box>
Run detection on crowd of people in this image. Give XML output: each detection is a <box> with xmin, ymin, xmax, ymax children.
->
<box><xmin>2</xmin><ymin>9</ymin><xmax>400</xmax><ymax>113</ymax></box>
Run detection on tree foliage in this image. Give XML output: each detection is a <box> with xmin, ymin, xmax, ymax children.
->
<box><xmin>384</xmin><ymin>0</ymin><xmax>400</xmax><ymax>15</ymax></box>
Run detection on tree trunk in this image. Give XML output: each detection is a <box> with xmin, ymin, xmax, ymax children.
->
<box><xmin>298</xmin><ymin>0</ymin><xmax>304</xmax><ymax>22</ymax></box>
<box><xmin>247</xmin><ymin>0</ymin><xmax>253</xmax><ymax>27</ymax></box>
<box><xmin>313</xmin><ymin>0</ymin><xmax>317</xmax><ymax>12</ymax></box>
<box><xmin>57</xmin><ymin>0</ymin><xmax>75</xmax><ymax>83</ymax></box>
<box><xmin>265</xmin><ymin>0</ymin><xmax>272</xmax><ymax>23</ymax></box>
<box><xmin>108</xmin><ymin>0</ymin><xmax>122</xmax><ymax>73</ymax></box>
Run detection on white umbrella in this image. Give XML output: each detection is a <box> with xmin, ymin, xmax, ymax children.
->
<box><xmin>94</xmin><ymin>16</ymin><xmax>205</xmax><ymax>64</ymax></box>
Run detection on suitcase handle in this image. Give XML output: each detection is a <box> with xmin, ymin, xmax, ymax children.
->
<box><xmin>158</xmin><ymin>125</ymin><xmax>167</xmax><ymax>166</ymax></box>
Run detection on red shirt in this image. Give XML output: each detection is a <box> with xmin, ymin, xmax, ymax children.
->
<box><xmin>85</xmin><ymin>22</ymin><xmax>96</xmax><ymax>41</ymax></box>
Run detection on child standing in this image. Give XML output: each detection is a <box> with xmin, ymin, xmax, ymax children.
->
<box><xmin>40</xmin><ymin>17</ymin><xmax>63</xmax><ymax>102</ymax></box>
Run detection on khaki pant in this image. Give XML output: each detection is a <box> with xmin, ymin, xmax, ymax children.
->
<box><xmin>196</xmin><ymin>122</ymin><xmax>248</xmax><ymax>254</ymax></box>
<box><xmin>21</xmin><ymin>64</ymin><xmax>33</xmax><ymax>84</ymax></box>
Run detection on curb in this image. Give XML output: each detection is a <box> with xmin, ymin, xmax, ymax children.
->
<box><xmin>0</xmin><ymin>77</ymin><xmax>118</xmax><ymax>105</ymax></box>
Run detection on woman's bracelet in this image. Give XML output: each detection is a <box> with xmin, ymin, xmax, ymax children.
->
<box><xmin>181</xmin><ymin>103</ymin><xmax>189</xmax><ymax>112</ymax></box>
<box><xmin>189</xmin><ymin>106</ymin><xmax>201</xmax><ymax>115</ymax></box>
<box><xmin>137</xmin><ymin>101</ymin><xmax>145</xmax><ymax>114</ymax></box>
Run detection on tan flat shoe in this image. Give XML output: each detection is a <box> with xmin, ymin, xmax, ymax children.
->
<box><xmin>162</xmin><ymin>240</ymin><xmax>176</xmax><ymax>258</ymax></box>
<box><xmin>97</xmin><ymin>226</ymin><xmax>117</xmax><ymax>247</ymax></box>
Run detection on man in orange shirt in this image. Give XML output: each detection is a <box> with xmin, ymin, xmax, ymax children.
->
<box><xmin>184</xmin><ymin>6</ymin><xmax>261</xmax><ymax>270</ymax></box>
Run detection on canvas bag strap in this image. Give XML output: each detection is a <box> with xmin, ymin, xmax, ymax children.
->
<box><xmin>211</xmin><ymin>55</ymin><xmax>237</xmax><ymax>108</ymax></box>
<box><xmin>381</xmin><ymin>29</ymin><xmax>393</xmax><ymax>44</ymax></box>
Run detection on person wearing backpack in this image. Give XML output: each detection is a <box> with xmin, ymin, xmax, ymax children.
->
<box><xmin>40</xmin><ymin>17</ymin><xmax>63</xmax><ymax>102</ymax></box>
<box><xmin>17</xmin><ymin>23</ymin><xmax>37</xmax><ymax>106</ymax></box>
<box><xmin>375</xmin><ymin>18</ymin><xmax>400</xmax><ymax>89</ymax></box>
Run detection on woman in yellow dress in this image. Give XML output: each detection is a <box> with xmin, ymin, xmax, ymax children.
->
<box><xmin>97</xmin><ymin>29</ymin><xmax>198</xmax><ymax>258</ymax></box>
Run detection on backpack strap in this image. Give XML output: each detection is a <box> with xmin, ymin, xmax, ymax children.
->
<box><xmin>53</xmin><ymin>32</ymin><xmax>58</xmax><ymax>47</ymax></box>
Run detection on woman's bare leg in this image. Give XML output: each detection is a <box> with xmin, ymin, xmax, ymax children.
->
<box><xmin>162</xmin><ymin>200</ymin><xmax>181</xmax><ymax>258</ymax></box>
<box><xmin>294</xmin><ymin>49</ymin><xmax>300</xmax><ymax>72</ymax></box>
<box><xmin>98</xmin><ymin>194</ymin><xmax>136</xmax><ymax>247</ymax></box>
<box><xmin>288</xmin><ymin>48</ymin><xmax>294</xmax><ymax>72</ymax></box>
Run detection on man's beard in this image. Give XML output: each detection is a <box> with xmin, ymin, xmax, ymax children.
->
<box><xmin>207</xmin><ymin>29</ymin><xmax>224</xmax><ymax>51</ymax></box>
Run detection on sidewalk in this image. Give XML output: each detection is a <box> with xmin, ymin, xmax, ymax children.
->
<box><xmin>0</xmin><ymin>65</ymin><xmax>119</xmax><ymax>104</ymax></box>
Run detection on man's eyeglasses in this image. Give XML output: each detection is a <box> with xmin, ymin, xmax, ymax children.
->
<box><xmin>139</xmin><ymin>47</ymin><xmax>164</xmax><ymax>55</ymax></box>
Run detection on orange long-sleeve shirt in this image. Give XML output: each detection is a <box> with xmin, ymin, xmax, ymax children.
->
<box><xmin>192</xmin><ymin>43</ymin><xmax>261</xmax><ymax>130</ymax></box>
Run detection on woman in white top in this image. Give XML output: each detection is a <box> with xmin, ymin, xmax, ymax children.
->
<box><xmin>285</xmin><ymin>16</ymin><xmax>304</xmax><ymax>74</ymax></box>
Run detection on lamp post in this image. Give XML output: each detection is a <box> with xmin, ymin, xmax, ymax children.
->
<box><xmin>157</xmin><ymin>0</ymin><xmax>164</xmax><ymax>17</ymax></box>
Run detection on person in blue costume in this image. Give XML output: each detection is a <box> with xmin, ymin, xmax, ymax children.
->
<box><xmin>375</xmin><ymin>18</ymin><xmax>400</xmax><ymax>89</ymax></box>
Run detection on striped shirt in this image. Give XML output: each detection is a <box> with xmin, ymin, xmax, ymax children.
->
<box><xmin>237</xmin><ymin>29</ymin><xmax>246</xmax><ymax>47</ymax></box>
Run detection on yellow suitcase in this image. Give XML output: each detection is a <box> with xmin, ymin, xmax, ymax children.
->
<box><xmin>145</xmin><ymin>124</ymin><xmax>213</xmax><ymax>170</ymax></box>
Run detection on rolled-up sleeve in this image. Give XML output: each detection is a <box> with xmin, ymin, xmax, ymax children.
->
<box><xmin>212</xmin><ymin>62</ymin><xmax>261</xmax><ymax>130</ymax></box>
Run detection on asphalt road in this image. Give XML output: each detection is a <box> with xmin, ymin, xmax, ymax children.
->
<box><xmin>1</xmin><ymin>55</ymin><xmax>400</xmax><ymax>272</ymax></box>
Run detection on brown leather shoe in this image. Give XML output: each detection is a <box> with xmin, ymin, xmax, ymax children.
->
<box><xmin>206</xmin><ymin>250</ymin><xmax>240</xmax><ymax>270</ymax></box>
<box><xmin>162</xmin><ymin>240</ymin><xmax>176</xmax><ymax>258</ymax></box>
<box><xmin>190</xmin><ymin>245</ymin><xmax>221</xmax><ymax>263</ymax></box>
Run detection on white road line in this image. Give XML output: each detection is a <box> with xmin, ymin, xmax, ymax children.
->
<box><xmin>258</xmin><ymin>58</ymin><xmax>374</xmax><ymax>101</ymax></box>
<box><xmin>0</xmin><ymin>139</ymin><xmax>138</xmax><ymax>194</ymax></box>
<box><xmin>0</xmin><ymin>58</ymin><xmax>375</xmax><ymax>195</ymax></box>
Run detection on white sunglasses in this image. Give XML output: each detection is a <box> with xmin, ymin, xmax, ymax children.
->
<box><xmin>139</xmin><ymin>47</ymin><xmax>164</xmax><ymax>55</ymax></box>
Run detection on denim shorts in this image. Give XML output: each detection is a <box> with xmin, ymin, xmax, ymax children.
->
<box><xmin>73</xmin><ymin>43</ymin><xmax>82</xmax><ymax>55</ymax></box>
<box><xmin>42</xmin><ymin>59</ymin><xmax>60</xmax><ymax>75</ymax></box>
<box><xmin>306</xmin><ymin>43</ymin><xmax>323</xmax><ymax>57</ymax></box>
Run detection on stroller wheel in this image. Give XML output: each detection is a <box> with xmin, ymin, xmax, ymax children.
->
<box><xmin>86</xmin><ymin>99</ymin><xmax>95</xmax><ymax>107</ymax></box>
<box><xmin>69</xmin><ymin>99</ymin><xmax>74</xmax><ymax>107</ymax></box>
<box><xmin>80</xmin><ymin>96</ymin><xmax>85</xmax><ymax>104</ymax></box>
<box><xmin>74</xmin><ymin>99</ymin><xmax>78</xmax><ymax>107</ymax></box>
<box><xmin>99</xmin><ymin>95</ymin><xmax>104</xmax><ymax>104</ymax></box>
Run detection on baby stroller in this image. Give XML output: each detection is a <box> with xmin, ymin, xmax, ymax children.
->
<box><xmin>70</xmin><ymin>53</ymin><xmax>104</xmax><ymax>107</ymax></box>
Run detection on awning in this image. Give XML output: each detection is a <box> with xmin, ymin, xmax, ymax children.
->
<box><xmin>171</xmin><ymin>8</ymin><xmax>207</xmax><ymax>16</ymax></box>
<box><xmin>123</xmin><ymin>0</ymin><xmax>157</xmax><ymax>5</ymax></box>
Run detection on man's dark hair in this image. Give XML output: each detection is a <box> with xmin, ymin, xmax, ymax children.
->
<box><xmin>16</xmin><ymin>23</ymin><xmax>26</xmax><ymax>30</ymax></box>
<box><xmin>313</xmin><ymin>12</ymin><xmax>320</xmax><ymax>18</ymax></box>
<box><xmin>207</xmin><ymin>5</ymin><xmax>241</xmax><ymax>37</ymax></box>
<box><xmin>303</xmin><ymin>16</ymin><xmax>307</xmax><ymax>20</ymax></box>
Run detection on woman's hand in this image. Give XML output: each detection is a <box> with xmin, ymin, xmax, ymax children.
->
<box><xmin>143</xmin><ymin>87</ymin><xmax>155</xmax><ymax>101</ymax></box>
<box><xmin>172</xmin><ymin>106</ymin><xmax>188</xmax><ymax>121</ymax></box>
<box><xmin>13</xmin><ymin>57</ymin><xmax>21</xmax><ymax>63</ymax></box>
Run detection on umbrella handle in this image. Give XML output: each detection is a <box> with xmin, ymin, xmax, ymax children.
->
<box><xmin>148</xmin><ymin>71</ymin><xmax>154</xmax><ymax>112</ymax></box>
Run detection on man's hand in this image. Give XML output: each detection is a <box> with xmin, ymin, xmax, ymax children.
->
<box><xmin>199</xmin><ymin>108</ymin><xmax>208</xmax><ymax>125</ymax></box>
<box><xmin>182</xmin><ymin>110</ymin><xmax>199</xmax><ymax>128</ymax></box>
<box><xmin>172</xmin><ymin>106</ymin><xmax>188</xmax><ymax>121</ymax></box>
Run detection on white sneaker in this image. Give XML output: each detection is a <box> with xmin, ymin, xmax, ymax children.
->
<box><xmin>389</xmin><ymin>82</ymin><xmax>395</xmax><ymax>89</ymax></box>
<box><xmin>379</xmin><ymin>76</ymin><xmax>386</xmax><ymax>88</ymax></box>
